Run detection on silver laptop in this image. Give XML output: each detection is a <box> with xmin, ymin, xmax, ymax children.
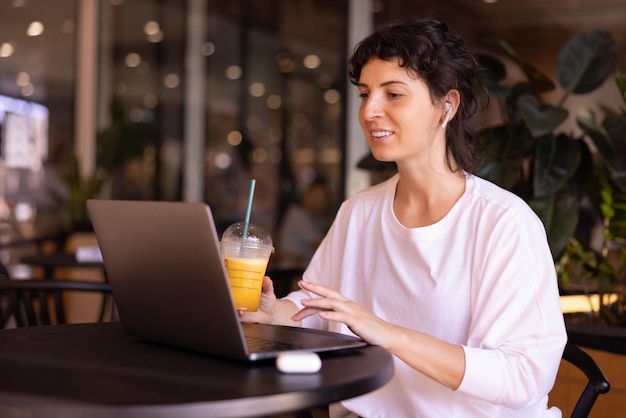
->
<box><xmin>86</xmin><ymin>199</ymin><xmax>365</xmax><ymax>361</ymax></box>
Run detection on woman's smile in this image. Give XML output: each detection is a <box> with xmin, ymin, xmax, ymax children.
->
<box><xmin>369</xmin><ymin>129</ymin><xmax>395</xmax><ymax>142</ymax></box>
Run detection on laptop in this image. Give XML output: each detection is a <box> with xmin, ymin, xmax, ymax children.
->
<box><xmin>86</xmin><ymin>199</ymin><xmax>366</xmax><ymax>361</ymax></box>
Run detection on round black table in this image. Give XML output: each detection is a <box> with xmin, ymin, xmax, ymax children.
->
<box><xmin>0</xmin><ymin>322</ymin><xmax>394</xmax><ymax>418</ymax></box>
<box><xmin>20</xmin><ymin>252</ymin><xmax>105</xmax><ymax>277</ymax></box>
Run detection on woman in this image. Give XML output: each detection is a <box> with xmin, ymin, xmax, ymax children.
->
<box><xmin>243</xmin><ymin>16</ymin><xmax>567</xmax><ymax>417</ymax></box>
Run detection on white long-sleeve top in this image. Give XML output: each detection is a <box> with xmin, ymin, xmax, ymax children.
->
<box><xmin>284</xmin><ymin>173</ymin><xmax>567</xmax><ymax>417</ymax></box>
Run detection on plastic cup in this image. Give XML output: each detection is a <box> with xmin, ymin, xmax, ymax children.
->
<box><xmin>220</xmin><ymin>222</ymin><xmax>274</xmax><ymax>312</ymax></box>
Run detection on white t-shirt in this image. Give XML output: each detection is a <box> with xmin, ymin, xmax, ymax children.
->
<box><xmin>284</xmin><ymin>173</ymin><xmax>567</xmax><ymax>418</ymax></box>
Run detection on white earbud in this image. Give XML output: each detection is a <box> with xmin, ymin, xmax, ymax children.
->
<box><xmin>441</xmin><ymin>102</ymin><xmax>452</xmax><ymax>129</ymax></box>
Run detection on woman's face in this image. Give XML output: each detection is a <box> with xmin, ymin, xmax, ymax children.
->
<box><xmin>357</xmin><ymin>57</ymin><xmax>445</xmax><ymax>168</ymax></box>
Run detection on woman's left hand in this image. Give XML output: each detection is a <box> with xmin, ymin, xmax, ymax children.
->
<box><xmin>292</xmin><ymin>280</ymin><xmax>397</xmax><ymax>347</ymax></box>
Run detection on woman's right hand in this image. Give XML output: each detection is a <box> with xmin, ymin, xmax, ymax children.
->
<box><xmin>238</xmin><ymin>276</ymin><xmax>277</xmax><ymax>324</ymax></box>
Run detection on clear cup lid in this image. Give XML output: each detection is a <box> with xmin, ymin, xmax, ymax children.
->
<box><xmin>221</xmin><ymin>222</ymin><xmax>273</xmax><ymax>250</ymax></box>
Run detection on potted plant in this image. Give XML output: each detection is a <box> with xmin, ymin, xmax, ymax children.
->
<box><xmin>476</xmin><ymin>29</ymin><xmax>626</xmax><ymax>340</ymax></box>
<box><xmin>51</xmin><ymin>103</ymin><xmax>157</xmax><ymax>232</ymax></box>
<box><xmin>51</xmin><ymin>154</ymin><xmax>105</xmax><ymax>232</ymax></box>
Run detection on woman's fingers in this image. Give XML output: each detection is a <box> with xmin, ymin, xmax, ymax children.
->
<box><xmin>291</xmin><ymin>286</ymin><xmax>355</xmax><ymax>321</ymax></box>
<box><xmin>239</xmin><ymin>276</ymin><xmax>276</xmax><ymax>323</ymax></box>
<box><xmin>291</xmin><ymin>306</ymin><xmax>325</xmax><ymax>321</ymax></box>
<box><xmin>298</xmin><ymin>280</ymin><xmax>347</xmax><ymax>301</ymax></box>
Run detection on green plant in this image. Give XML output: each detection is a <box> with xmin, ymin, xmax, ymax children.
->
<box><xmin>51</xmin><ymin>154</ymin><xmax>105</xmax><ymax>231</ymax></box>
<box><xmin>477</xmin><ymin>30</ymin><xmax>626</xmax><ymax>324</ymax></box>
<box><xmin>96</xmin><ymin>103</ymin><xmax>157</xmax><ymax>172</ymax></box>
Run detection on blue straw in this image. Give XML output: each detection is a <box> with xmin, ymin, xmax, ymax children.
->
<box><xmin>242</xmin><ymin>178</ymin><xmax>256</xmax><ymax>243</ymax></box>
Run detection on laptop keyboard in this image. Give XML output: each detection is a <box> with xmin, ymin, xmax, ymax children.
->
<box><xmin>245</xmin><ymin>335</ymin><xmax>304</xmax><ymax>352</ymax></box>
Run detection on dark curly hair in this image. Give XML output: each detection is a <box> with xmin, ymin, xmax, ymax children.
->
<box><xmin>348</xmin><ymin>16</ymin><xmax>485</xmax><ymax>174</ymax></box>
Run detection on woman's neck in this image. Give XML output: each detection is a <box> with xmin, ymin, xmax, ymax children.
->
<box><xmin>393</xmin><ymin>166</ymin><xmax>466</xmax><ymax>228</ymax></box>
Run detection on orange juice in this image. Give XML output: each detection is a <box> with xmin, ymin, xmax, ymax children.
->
<box><xmin>223</xmin><ymin>256</ymin><xmax>268</xmax><ymax>311</ymax></box>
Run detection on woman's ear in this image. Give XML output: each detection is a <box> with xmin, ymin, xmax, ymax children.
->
<box><xmin>441</xmin><ymin>102</ymin><xmax>453</xmax><ymax>129</ymax></box>
<box><xmin>440</xmin><ymin>91</ymin><xmax>460</xmax><ymax>129</ymax></box>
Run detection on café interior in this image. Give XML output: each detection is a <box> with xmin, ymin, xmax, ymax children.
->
<box><xmin>0</xmin><ymin>0</ymin><xmax>625</xmax><ymax>417</ymax></box>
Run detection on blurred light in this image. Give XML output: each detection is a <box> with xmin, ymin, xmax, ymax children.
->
<box><xmin>163</xmin><ymin>73</ymin><xmax>180</xmax><ymax>88</ymax></box>
<box><xmin>144</xmin><ymin>21</ymin><xmax>160</xmax><ymax>36</ymax></box>
<box><xmin>9</xmin><ymin>265</ymin><xmax>32</xmax><ymax>280</ymax></box>
<box><xmin>14</xmin><ymin>203</ymin><xmax>35</xmax><ymax>222</ymax></box>
<box><xmin>323</xmin><ymin>89</ymin><xmax>341</xmax><ymax>104</ymax></box>
<box><xmin>249</xmin><ymin>82</ymin><xmax>265</xmax><ymax>97</ymax></box>
<box><xmin>60</xmin><ymin>20</ymin><xmax>74</xmax><ymax>34</ymax></box>
<box><xmin>214</xmin><ymin>152</ymin><xmax>231</xmax><ymax>169</ymax></box>
<box><xmin>482</xmin><ymin>0</ymin><xmax>498</xmax><ymax>3</ymax></box>
<box><xmin>26</xmin><ymin>21</ymin><xmax>44</xmax><ymax>37</ymax></box>
<box><xmin>293</xmin><ymin>113</ymin><xmax>308</xmax><ymax>129</ymax></box>
<box><xmin>278</xmin><ymin>59</ymin><xmax>295</xmax><ymax>73</ymax></box>
<box><xmin>0</xmin><ymin>43</ymin><xmax>14</xmax><ymax>57</ymax></box>
<box><xmin>372</xmin><ymin>0</ymin><xmax>384</xmax><ymax>13</ymax></box>
<box><xmin>303</xmin><ymin>54</ymin><xmax>321</xmax><ymax>69</ymax></box>
<box><xmin>144</xmin><ymin>21</ymin><xmax>163</xmax><ymax>43</ymax></box>
<box><xmin>147</xmin><ymin>31</ymin><xmax>164</xmax><ymax>43</ymax></box>
<box><xmin>144</xmin><ymin>93</ymin><xmax>158</xmax><ymax>108</ymax></box>
<box><xmin>12</xmin><ymin>0</ymin><xmax>26</xmax><ymax>7</ymax></box>
<box><xmin>201</xmin><ymin>42</ymin><xmax>215</xmax><ymax>56</ymax></box>
<box><xmin>225</xmin><ymin>65</ymin><xmax>242</xmax><ymax>80</ymax></box>
<box><xmin>16</xmin><ymin>72</ymin><xmax>30</xmax><ymax>86</ymax></box>
<box><xmin>276</xmin><ymin>52</ymin><xmax>295</xmax><ymax>73</ymax></box>
<box><xmin>319</xmin><ymin>147</ymin><xmax>342</xmax><ymax>164</ymax></box>
<box><xmin>125</xmin><ymin>53</ymin><xmax>141</xmax><ymax>68</ymax></box>
<box><xmin>227</xmin><ymin>130</ymin><xmax>242</xmax><ymax>146</ymax></box>
<box><xmin>266</xmin><ymin>94</ymin><xmax>282</xmax><ymax>109</ymax></box>
<box><xmin>252</xmin><ymin>148</ymin><xmax>268</xmax><ymax>164</ymax></box>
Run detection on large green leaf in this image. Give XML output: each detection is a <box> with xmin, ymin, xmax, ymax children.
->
<box><xmin>534</xmin><ymin>133</ymin><xmax>582</xmax><ymax>197</ymax></box>
<box><xmin>577</xmin><ymin>110</ymin><xmax>626</xmax><ymax>178</ymax></box>
<box><xmin>602</xmin><ymin>114</ymin><xmax>626</xmax><ymax>171</ymax></box>
<box><xmin>479</xmin><ymin>125</ymin><xmax>527</xmax><ymax>190</ymax></box>
<box><xmin>517</xmin><ymin>93</ymin><xmax>569</xmax><ymax>138</ymax></box>
<box><xmin>566</xmin><ymin>138</ymin><xmax>594</xmax><ymax>201</ymax></box>
<box><xmin>530</xmin><ymin>191</ymin><xmax>580</xmax><ymax>259</ymax></box>
<box><xmin>556</xmin><ymin>30</ymin><xmax>617</xmax><ymax>94</ymax></box>
<box><xmin>617</xmin><ymin>70</ymin><xmax>626</xmax><ymax>108</ymax></box>
<box><xmin>475</xmin><ymin>53</ymin><xmax>509</xmax><ymax>98</ymax></box>
<box><xmin>577</xmin><ymin>109</ymin><xmax>608</xmax><ymax>144</ymax></box>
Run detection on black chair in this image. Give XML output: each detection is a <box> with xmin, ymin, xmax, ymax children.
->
<box><xmin>0</xmin><ymin>278</ymin><xmax>113</xmax><ymax>327</ymax></box>
<box><xmin>0</xmin><ymin>260</ymin><xmax>113</xmax><ymax>327</ymax></box>
<box><xmin>561</xmin><ymin>342</ymin><xmax>610</xmax><ymax>418</ymax></box>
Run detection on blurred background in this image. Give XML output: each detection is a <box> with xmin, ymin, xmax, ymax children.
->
<box><xmin>0</xmin><ymin>0</ymin><xmax>624</xmax><ymax>243</ymax></box>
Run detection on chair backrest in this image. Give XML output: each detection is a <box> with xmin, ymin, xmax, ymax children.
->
<box><xmin>0</xmin><ymin>278</ymin><xmax>112</xmax><ymax>327</ymax></box>
<box><xmin>561</xmin><ymin>342</ymin><xmax>610</xmax><ymax>418</ymax></box>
